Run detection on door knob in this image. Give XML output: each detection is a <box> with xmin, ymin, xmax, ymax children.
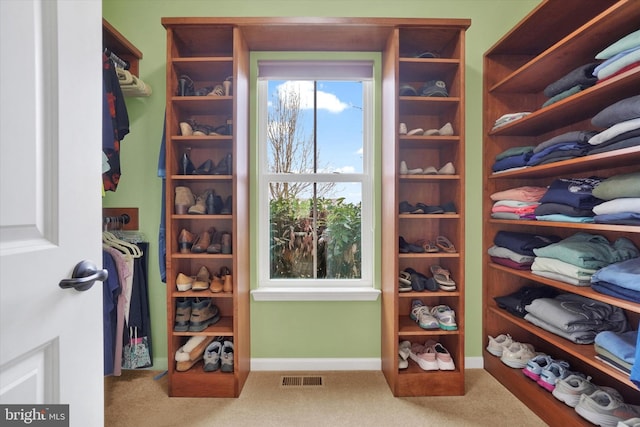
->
<box><xmin>58</xmin><ymin>260</ymin><xmax>108</xmax><ymax>291</ymax></box>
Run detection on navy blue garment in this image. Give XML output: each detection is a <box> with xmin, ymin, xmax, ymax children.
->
<box><xmin>492</xmin><ymin>151</ymin><xmax>532</xmax><ymax>172</ymax></box>
<box><xmin>493</xmin><ymin>230</ymin><xmax>561</xmax><ymax>256</ymax></box>
<box><xmin>592</xmin><ymin>281</ymin><xmax>640</xmax><ymax>304</ymax></box>
<box><xmin>538</xmin><ymin>177</ymin><xmax>605</xmax><ymax>210</ymax></box>
<box><xmin>527</xmin><ymin>141</ymin><xmax>590</xmax><ymax>166</ymax></box>
<box><xmin>123</xmin><ymin>242</ymin><xmax>153</xmax><ymax>366</ymax></box>
<box><xmin>157</xmin><ymin>114</ymin><xmax>166</xmax><ymax>283</ymax></box>
<box><xmin>103</xmin><ymin>250</ymin><xmax>121</xmax><ymax>376</ymax></box>
<box><xmin>494</xmin><ymin>285</ymin><xmax>559</xmax><ymax>318</ymax></box>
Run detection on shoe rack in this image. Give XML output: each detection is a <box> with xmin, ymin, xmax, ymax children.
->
<box><xmin>482</xmin><ymin>1</ymin><xmax>640</xmax><ymax>425</ymax></box>
<box><xmin>381</xmin><ymin>21</ymin><xmax>470</xmax><ymax>396</ymax></box>
<box><xmin>162</xmin><ymin>21</ymin><xmax>249</xmax><ymax>397</ymax></box>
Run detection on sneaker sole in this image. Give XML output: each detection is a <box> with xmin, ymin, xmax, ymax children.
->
<box><xmin>575</xmin><ymin>404</ymin><xmax>620</xmax><ymax>427</ymax></box>
<box><xmin>551</xmin><ymin>388</ymin><xmax>581</xmax><ymax>408</ymax></box>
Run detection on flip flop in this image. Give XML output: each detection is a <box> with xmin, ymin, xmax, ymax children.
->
<box><xmin>436</xmin><ymin>236</ymin><xmax>456</xmax><ymax>253</ymax></box>
<box><xmin>416</xmin><ymin>239</ymin><xmax>439</xmax><ymax>253</ymax></box>
<box><xmin>430</xmin><ymin>265</ymin><xmax>456</xmax><ymax>291</ymax></box>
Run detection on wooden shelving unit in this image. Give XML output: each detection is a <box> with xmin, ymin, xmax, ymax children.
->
<box><xmin>482</xmin><ymin>1</ymin><xmax>640</xmax><ymax>424</ymax></box>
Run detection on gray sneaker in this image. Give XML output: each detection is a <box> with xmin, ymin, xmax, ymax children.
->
<box><xmin>220</xmin><ymin>340</ymin><xmax>234</xmax><ymax>373</ymax></box>
<box><xmin>203</xmin><ymin>340</ymin><xmax>222</xmax><ymax>372</ymax></box>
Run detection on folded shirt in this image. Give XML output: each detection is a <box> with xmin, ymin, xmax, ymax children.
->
<box><xmin>492</xmin><ymin>112</ymin><xmax>531</xmax><ymax>130</ymax></box>
<box><xmin>527</xmin><ymin>141</ymin><xmax>591</xmax><ymax>166</ymax></box>
<box><xmin>494</xmin><ymin>230</ymin><xmax>561</xmax><ymax>256</ymax></box>
<box><xmin>490</xmin><ymin>186</ymin><xmax>548</xmax><ymax>202</ymax></box>
<box><xmin>591</xmin><ymin>94</ymin><xmax>640</xmax><ymax>128</ymax></box>
<box><xmin>533</xmin><ymin>231</ymin><xmax>640</xmax><ymax>269</ymax></box>
<box><xmin>544</xmin><ymin>62</ymin><xmax>599</xmax><ymax>98</ymax></box>
<box><xmin>535</xmin><ymin>214</ymin><xmax>594</xmax><ymax>223</ymax></box>
<box><xmin>592</xmin><ymin>281</ymin><xmax>640</xmax><ymax>304</ymax></box>
<box><xmin>534</xmin><ymin>202</ymin><xmax>594</xmax><ymax>217</ymax></box>
<box><xmin>592</xmin><ymin>198</ymin><xmax>640</xmax><ymax>215</ymax></box>
<box><xmin>524</xmin><ymin>312</ymin><xmax>599</xmax><ymax>344</ymax></box>
<box><xmin>533</xmin><ymin>130</ymin><xmax>597</xmax><ymax>153</ymax></box>
<box><xmin>487</xmin><ymin>245</ymin><xmax>535</xmax><ymax>263</ymax></box>
<box><xmin>538</xmin><ymin>177</ymin><xmax>604</xmax><ymax>210</ymax></box>
<box><xmin>594</xmin><ymin>330</ymin><xmax>637</xmax><ymax>365</ymax></box>
<box><xmin>492</xmin><ymin>152</ymin><xmax>532</xmax><ymax>172</ymax></box>
<box><xmin>531</xmin><ymin>256</ymin><xmax>597</xmax><ymax>280</ymax></box>
<box><xmin>595</xmin><ymin>46</ymin><xmax>640</xmax><ymax>80</ymax></box>
<box><xmin>588</xmin><ymin>117</ymin><xmax>640</xmax><ymax>145</ymax></box>
<box><xmin>495</xmin><ymin>145</ymin><xmax>535</xmax><ymax>161</ymax></box>
<box><xmin>594</xmin><ymin>212</ymin><xmax>640</xmax><ymax>226</ymax></box>
<box><xmin>532</xmin><ymin>270</ymin><xmax>591</xmax><ymax>287</ymax></box>
<box><xmin>596</xmin><ymin>29</ymin><xmax>640</xmax><ymax>59</ymax></box>
<box><xmin>591</xmin><ymin>257</ymin><xmax>640</xmax><ymax>292</ymax></box>
<box><xmin>592</xmin><ymin>172</ymin><xmax>640</xmax><ymax>200</ymax></box>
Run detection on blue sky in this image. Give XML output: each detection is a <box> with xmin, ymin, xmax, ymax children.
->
<box><xmin>268</xmin><ymin>80</ymin><xmax>364</xmax><ymax>174</ymax></box>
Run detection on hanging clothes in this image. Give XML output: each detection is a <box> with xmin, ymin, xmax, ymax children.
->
<box><xmin>102</xmin><ymin>53</ymin><xmax>130</xmax><ymax>192</ymax></box>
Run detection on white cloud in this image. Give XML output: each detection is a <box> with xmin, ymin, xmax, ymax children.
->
<box><xmin>277</xmin><ymin>81</ymin><xmax>348</xmax><ymax>113</ymax></box>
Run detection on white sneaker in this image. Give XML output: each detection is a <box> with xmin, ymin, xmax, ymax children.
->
<box><xmin>576</xmin><ymin>389</ymin><xmax>640</xmax><ymax>427</ymax></box>
<box><xmin>486</xmin><ymin>333</ymin><xmax>512</xmax><ymax>357</ymax></box>
<box><xmin>399</xmin><ymin>160</ymin><xmax>423</xmax><ymax>175</ymax></box>
<box><xmin>398</xmin><ymin>340</ymin><xmax>411</xmax><ymax>361</ymax></box>
<box><xmin>409</xmin><ymin>342</ymin><xmax>439</xmax><ymax>371</ymax></box>
<box><xmin>429</xmin><ymin>340</ymin><xmax>455</xmax><ymax>370</ymax></box>
<box><xmin>438</xmin><ymin>162</ymin><xmax>456</xmax><ymax>175</ymax></box>
<box><xmin>618</xmin><ymin>418</ymin><xmax>640</xmax><ymax>427</ymax></box>
<box><xmin>500</xmin><ymin>342</ymin><xmax>536</xmax><ymax>369</ymax></box>
<box><xmin>399</xmin><ymin>122</ymin><xmax>408</xmax><ymax>135</ymax></box>
<box><xmin>552</xmin><ymin>374</ymin><xmax>614</xmax><ymax>408</ymax></box>
<box><xmin>410</xmin><ymin>299</ymin><xmax>439</xmax><ymax>329</ymax></box>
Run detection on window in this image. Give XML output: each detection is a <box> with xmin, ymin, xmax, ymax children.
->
<box><xmin>252</xmin><ymin>59</ymin><xmax>378</xmax><ymax>301</ymax></box>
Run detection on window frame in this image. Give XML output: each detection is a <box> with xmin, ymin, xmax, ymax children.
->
<box><xmin>251</xmin><ymin>55</ymin><xmax>380</xmax><ymax>302</ymax></box>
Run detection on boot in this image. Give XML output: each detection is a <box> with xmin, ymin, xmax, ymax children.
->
<box><xmin>180</xmin><ymin>152</ymin><xmax>195</xmax><ymax>175</ymax></box>
<box><xmin>191</xmin><ymin>228</ymin><xmax>213</xmax><ymax>253</ymax></box>
<box><xmin>178</xmin><ymin>228</ymin><xmax>194</xmax><ymax>253</ymax></box>
<box><xmin>206</xmin><ymin>230</ymin><xmax>222</xmax><ymax>254</ymax></box>
<box><xmin>192</xmin><ymin>265</ymin><xmax>211</xmax><ymax>291</ymax></box>
<box><xmin>221</xmin><ymin>232</ymin><xmax>232</xmax><ymax>254</ymax></box>
<box><xmin>188</xmin><ymin>298</ymin><xmax>220</xmax><ymax>332</ymax></box>
<box><xmin>175</xmin><ymin>186</ymin><xmax>195</xmax><ymax>214</ymax></box>
<box><xmin>206</xmin><ymin>190</ymin><xmax>218</xmax><ymax>215</ymax></box>
<box><xmin>174</xmin><ymin>298</ymin><xmax>192</xmax><ymax>331</ymax></box>
<box><xmin>188</xmin><ymin>190</ymin><xmax>210</xmax><ymax>214</ymax></box>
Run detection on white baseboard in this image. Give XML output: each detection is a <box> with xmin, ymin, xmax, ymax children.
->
<box><xmin>251</xmin><ymin>357</ymin><xmax>484</xmax><ymax>371</ymax></box>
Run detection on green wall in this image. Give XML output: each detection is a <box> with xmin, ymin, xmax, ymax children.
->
<box><xmin>102</xmin><ymin>0</ymin><xmax>539</xmax><ymax>369</ymax></box>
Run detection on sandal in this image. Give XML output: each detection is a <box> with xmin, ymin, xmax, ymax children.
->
<box><xmin>436</xmin><ymin>235</ymin><xmax>456</xmax><ymax>253</ymax></box>
<box><xmin>416</xmin><ymin>239</ymin><xmax>439</xmax><ymax>253</ymax></box>
<box><xmin>429</xmin><ymin>264</ymin><xmax>456</xmax><ymax>291</ymax></box>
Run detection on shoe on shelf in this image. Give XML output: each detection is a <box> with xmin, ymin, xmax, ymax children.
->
<box><xmin>403</xmin><ymin>268</ymin><xmax>426</xmax><ymax>292</ymax></box>
<box><xmin>220</xmin><ymin>340</ymin><xmax>235</xmax><ymax>373</ymax></box>
<box><xmin>192</xmin><ymin>265</ymin><xmax>211</xmax><ymax>291</ymax></box>
<box><xmin>175</xmin><ymin>335</ymin><xmax>215</xmax><ymax>372</ymax></box>
<box><xmin>537</xmin><ymin>360</ymin><xmax>571</xmax><ymax>392</ymax></box>
<box><xmin>422</xmin><ymin>166</ymin><xmax>438</xmax><ymax>175</ymax></box>
<box><xmin>221</xmin><ymin>195</ymin><xmax>232</xmax><ymax>215</ymax></box>
<box><xmin>435</xmin><ymin>235</ymin><xmax>456</xmax><ymax>253</ymax></box>
<box><xmin>399</xmin><ymin>160</ymin><xmax>422</xmax><ymax>175</ymax></box>
<box><xmin>618</xmin><ymin>418</ymin><xmax>640</xmax><ymax>427</ymax></box>
<box><xmin>438</xmin><ymin>161</ymin><xmax>456</xmax><ymax>175</ymax></box>
<box><xmin>409</xmin><ymin>342</ymin><xmax>439</xmax><ymax>371</ymax></box>
<box><xmin>522</xmin><ymin>353</ymin><xmax>552</xmax><ymax>381</ymax></box>
<box><xmin>399</xmin><ymin>201</ymin><xmax>423</xmax><ymax>214</ymax></box>
<box><xmin>430</xmin><ymin>264</ymin><xmax>456</xmax><ymax>291</ymax></box>
<box><xmin>174</xmin><ymin>186</ymin><xmax>195</xmax><ymax>215</ymax></box>
<box><xmin>427</xmin><ymin>340</ymin><xmax>455</xmax><ymax>370</ymax></box>
<box><xmin>398</xmin><ymin>271</ymin><xmax>412</xmax><ymax>292</ymax></box>
<box><xmin>174</xmin><ymin>298</ymin><xmax>192</xmax><ymax>332</ymax></box>
<box><xmin>188</xmin><ymin>190</ymin><xmax>211</xmax><ymax>215</ymax></box>
<box><xmin>500</xmin><ymin>342</ymin><xmax>536</xmax><ymax>369</ymax></box>
<box><xmin>191</xmin><ymin>228</ymin><xmax>213</xmax><ymax>253</ymax></box>
<box><xmin>399</xmin><ymin>236</ymin><xmax>424</xmax><ymax>254</ymax></box>
<box><xmin>441</xmin><ymin>201</ymin><xmax>457</xmax><ymax>214</ymax></box>
<box><xmin>399</xmin><ymin>122</ymin><xmax>408</xmax><ymax>135</ymax></box>
<box><xmin>486</xmin><ymin>333</ymin><xmax>513</xmax><ymax>357</ymax></box>
<box><xmin>178</xmin><ymin>228</ymin><xmax>195</xmax><ymax>253</ymax></box>
<box><xmin>430</xmin><ymin>305</ymin><xmax>457</xmax><ymax>330</ymax></box>
<box><xmin>410</xmin><ymin>299</ymin><xmax>439</xmax><ymax>329</ymax></box>
<box><xmin>188</xmin><ymin>298</ymin><xmax>220</xmax><ymax>332</ymax></box>
<box><xmin>207</xmin><ymin>230</ymin><xmax>222</xmax><ymax>254</ymax></box>
<box><xmin>209</xmin><ymin>275</ymin><xmax>224</xmax><ymax>293</ymax></box>
<box><xmin>179</xmin><ymin>122</ymin><xmax>194</xmax><ymax>136</ymax></box>
<box><xmin>552</xmin><ymin>374</ymin><xmax>603</xmax><ymax>408</ymax></box>
<box><xmin>398</xmin><ymin>340</ymin><xmax>411</xmax><ymax>362</ymax></box>
<box><xmin>176</xmin><ymin>272</ymin><xmax>194</xmax><ymax>292</ymax></box>
<box><xmin>203</xmin><ymin>339</ymin><xmax>223</xmax><ymax>372</ymax></box>
<box><xmin>221</xmin><ymin>232</ymin><xmax>232</xmax><ymax>254</ymax></box>
<box><xmin>415</xmin><ymin>203</ymin><xmax>444</xmax><ymax>214</ymax></box>
<box><xmin>575</xmin><ymin>389</ymin><xmax>640</xmax><ymax>427</ymax></box>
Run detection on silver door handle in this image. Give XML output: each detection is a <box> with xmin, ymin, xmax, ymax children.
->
<box><xmin>58</xmin><ymin>260</ymin><xmax>108</xmax><ymax>291</ymax></box>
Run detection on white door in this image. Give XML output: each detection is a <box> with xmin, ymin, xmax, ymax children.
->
<box><xmin>0</xmin><ymin>1</ymin><xmax>104</xmax><ymax>426</ymax></box>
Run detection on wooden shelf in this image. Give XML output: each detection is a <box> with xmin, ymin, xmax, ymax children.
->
<box><xmin>482</xmin><ymin>1</ymin><xmax>640</xmax><ymax>422</ymax></box>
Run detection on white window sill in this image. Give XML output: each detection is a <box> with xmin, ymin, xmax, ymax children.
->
<box><xmin>251</xmin><ymin>287</ymin><xmax>381</xmax><ymax>301</ymax></box>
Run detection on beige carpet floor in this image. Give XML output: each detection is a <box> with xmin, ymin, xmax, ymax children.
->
<box><xmin>105</xmin><ymin>369</ymin><xmax>547</xmax><ymax>427</ymax></box>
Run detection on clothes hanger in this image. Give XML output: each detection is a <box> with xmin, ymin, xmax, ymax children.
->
<box><xmin>102</xmin><ymin>231</ymin><xmax>143</xmax><ymax>258</ymax></box>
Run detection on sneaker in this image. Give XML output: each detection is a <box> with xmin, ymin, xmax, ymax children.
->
<box><xmin>428</xmin><ymin>340</ymin><xmax>455</xmax><ymax>370</ymax></box>
<box><xmin>552</xmin><ymin>375</ymin><xmax>619</xmax><ymax>408</ymax></box>
<box><xmin>486</xmin><ymin>334</ymin><xmax>512</xmax><ymax>357</ymax></box>
<box><xmin>398</xmin><ymin>340</ymin><xmax>411</xmax><ymax>361</ymax></box>
<box><xmin>618</xmin><ymin>418</ymin><xmax>640</xmax><ymax>427</ymax></box>
<box><xmin>500</xmin><ymin>342</ymin><xmax>536</xmax><ymax>369</ymax></box>
<box><xmin>537</xmin><ymin>360</ymin><xmax>570</xmax><ymax>392</ymax></box>
<box><xmin>203</xmin><ymin>339</ymin><xmax>223</xmax><ymax>372</ymax></box>
<box><xmin>522</xmin><ymin>353</ymin><xmax>552</xmax><ymax>381</ymax></box>
<box><xmin>576</xmin><ymin>389</ymin><xmax>640</xmax><ymax>427</ymax></box>
<box><xmin>430</xmin><ymin>305</ymin><xmax>457</xmax><ymax>330</ymax></box>
<box><xmin>410</xmin><ymin>299</ymin><xmax>439</xmax><ymax>329</ymax></box>
<box><xmin>409</xmin><ymin>342</ymin><xmax>439</xmax><ymax>371</ymax></box>
<box><xmin>398</xmin><ymin>271</ymin><xmax>412</xmax><ymax>292</ymax></box>
<box><xmin>399</xmin><ymin>122</ymin><xmax>408</xmax><ymax>135</ymax></box>
<box><xmin>220</xmin><ymin>340</ymin><xmax>234</xmax><ymax>373</ymax></box>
